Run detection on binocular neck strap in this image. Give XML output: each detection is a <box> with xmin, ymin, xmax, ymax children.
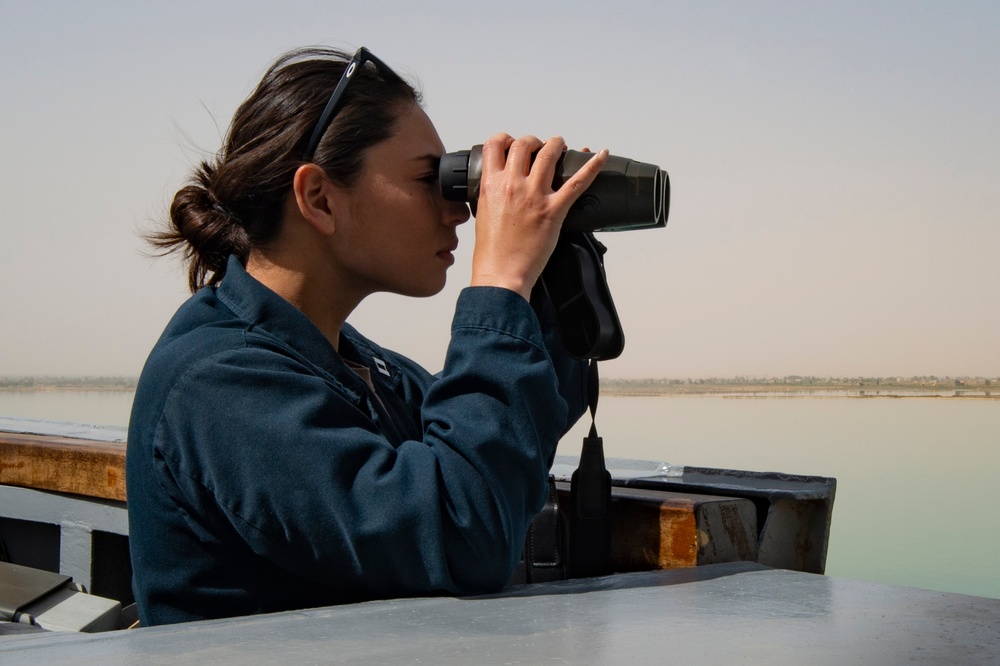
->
<box><xmin>576</xmin><ymin>360</ymin><xmax>607</xmax><ymax>505</ymax></box>
<box><xmin>568</xmin><ymin>359</ymin><xmax>613</xmax><ymax>578</ymax></box>
<box><xmin>587</xmin><ymin>358</ymin><xmax>601</xmax><ymax>439</ymax></box>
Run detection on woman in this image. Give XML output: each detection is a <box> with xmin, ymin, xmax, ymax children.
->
<box><xmin>127</xmin><ymin>46</ymin><xmax>608</xmax><ymax>626</ymax></box>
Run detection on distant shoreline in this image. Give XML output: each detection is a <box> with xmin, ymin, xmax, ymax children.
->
<box><xmin>601</xmin><ymin>377</ymin><xmax>998</xmax><ymax>399</ymax></box>
<box><xmin>2</xmin><ymin>375</ymin><xmax>996</xmax><ymax>399</ymax></box>
<box><xmin>0</xmin><ymin>386</ymin><xmax>137</xmax><ymax>393</ymax></box>
<box><xmin>0</xmin><ymin>377</ymin><xmax>137</xmax><ymax>392</ymax></box>
<box><xmin>600</xmin><ymin>387</ymin><xmax>998</xmax><ymax>399</ymax></box>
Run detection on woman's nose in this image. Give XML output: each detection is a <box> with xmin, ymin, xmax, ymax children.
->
<box><xmin>446</xmin><ymin>200</ymin><xmax>471</xmax><ymax>226</ymax></box>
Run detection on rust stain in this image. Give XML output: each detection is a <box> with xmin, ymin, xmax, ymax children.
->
<box><xmin>106</xmin><ymin>466</ymin><xmax>127</xmax><ymax>501</ymax></box>
<box><xmin>718</xmin><ymin>503</ymin><xmax>755</xmax><ymax>560</ymax></box>
<box><xmin>0</xmin><ymin>436</ymin><xmax>126</xmax><ymax>501</ymax></box>
<box><xmin>661</xmin><ymin>508</ymin><xmax>697</xmax><ymax>567</ymax></box>
<box><xmin>0</xmin><ymin>460</ymin><xmax>27</xmax><ymax>474</ymax></box>
<box><xmin>611</xmin><ymin>503</ymin><xmax>659</xmax><ymax>571</ymax></box>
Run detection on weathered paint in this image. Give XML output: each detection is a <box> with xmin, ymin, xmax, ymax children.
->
<box><xmin>0</xmin><ymin>432</ymin><xmax>127</xmax><ymax>502</ymax></box>
<box><xmin>2</xmin><ymin>564</ymin><xmax>997</xmax><ymax>664</ymax></box>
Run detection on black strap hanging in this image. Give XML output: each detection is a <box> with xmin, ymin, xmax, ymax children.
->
<box><xmin>568</xmin><ymin>360</ymin><xmax>613</xmax><ymax>578</ymax></box>
<box><xmin>538</xmin><ymin>231</ymin><xmax>625</xmax><ymax>361</ymax></box>
<box><xmin>508</xmin><ymin>475</ymin><xmax>567</xmax><ymax>585</ymax></box>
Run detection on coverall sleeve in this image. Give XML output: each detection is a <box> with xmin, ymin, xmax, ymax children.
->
<box><xmin>152</xmin><ymin>287</ymin><xmax>569</xmax><ymax>596</ymax></box>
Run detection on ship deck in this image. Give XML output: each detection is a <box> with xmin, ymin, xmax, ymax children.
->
<box><xmin>2</xmin><ymin>562</ymin><xmax>998</xmax><ymax>664</ymax></box>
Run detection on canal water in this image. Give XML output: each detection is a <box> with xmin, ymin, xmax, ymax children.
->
<box><xmin>2</xmin><ymin>389</ymin><xmax>997</xmax><ymax>599</ymax></box>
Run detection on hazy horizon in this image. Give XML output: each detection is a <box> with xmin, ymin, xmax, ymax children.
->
<box><xmin>2</xmin><ymin>373</ymin><xmax>997</xmax><ymax>384</ymax></box>
<box><xmin>2</xmin><ymin>1</ymin><xmax>997</xmax><ymax>380</ymax></box>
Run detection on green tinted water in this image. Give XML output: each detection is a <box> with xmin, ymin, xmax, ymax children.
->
<box><xmin>2</xmin><ymin>390</ymin><xmax>997</xmax><ymax>598</ymax></box>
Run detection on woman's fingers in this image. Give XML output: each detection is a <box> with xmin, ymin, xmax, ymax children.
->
<box><xmin>480</xmin><ymin>133</ymin><xmax>515</xmax><ymax>174</ymax></box>
<box><xmin>470</xmin><ymin>133</ymin><xmax>609</xmax><ymax>299</ymax></box>
<box><xmin>505</xmin><ymin>135</ymin><xmax>546</xmax><ymax>175</ymax></box>
<box><xmin>525</xmin><ymin>136</ymin><xmax>565</xmax><ymax>188</ymax></box>
<box><xmin>550</xmin><ymin>147</ymin><xmax>609</xmax><ymax>211</ymax></box>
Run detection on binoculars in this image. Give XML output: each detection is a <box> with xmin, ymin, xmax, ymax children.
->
<box><xmin>439</xmin><ymin>146</ymin><xmax>670</xmax><ymax>361</ymax></box>
<box><xmin>439</xmin><ymin>146</ymin><xmax>670</xmax><ymax>233</ymax></box>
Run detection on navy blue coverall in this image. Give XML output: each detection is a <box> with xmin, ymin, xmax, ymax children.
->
<box><xmin>126</xmin><ymin>256</ymin><xmax>587</xmax><ymax>625</ymax></box>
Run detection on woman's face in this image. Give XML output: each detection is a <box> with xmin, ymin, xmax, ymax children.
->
<box><xmin>333</xmin><ymin>103</ymin><xmax>470</xmax><ymax>299</ymax></box>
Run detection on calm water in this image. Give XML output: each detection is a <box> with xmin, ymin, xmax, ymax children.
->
<box><xmin>2</xmin><ymin>390</ymin><xmax>997</xmax><ymax>599</ymax></box>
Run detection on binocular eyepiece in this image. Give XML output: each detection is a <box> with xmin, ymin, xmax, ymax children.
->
<box><xmin>439</xmin><ymin>145</ymin><xmax>669</xmax><ymax>233</ymax></box>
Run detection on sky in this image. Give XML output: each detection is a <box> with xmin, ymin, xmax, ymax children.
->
<box><xmin>1</xmin><ymin>0</ymin><xmax>997</xmax><ymax>379</ymax></box>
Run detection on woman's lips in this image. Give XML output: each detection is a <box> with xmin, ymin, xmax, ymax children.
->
<box><xmin>437</xmin><ymin>239</ymin><xmax>458</xmax><ymax>265</ymax></box>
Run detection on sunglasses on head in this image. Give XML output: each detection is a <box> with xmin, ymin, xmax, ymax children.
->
<box><xmin>302</xmin><ymin>47</ymin><xmax>402</xmax><ymax>161</ymax></box>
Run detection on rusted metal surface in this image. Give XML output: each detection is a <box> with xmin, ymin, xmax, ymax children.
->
<box><xmin>612</xmin><ymin>463</ymin><xmax>837</xmax><ymax>574</ymax></box>
<box><xmin>611</xmin><ymin>487</ymin><xmax>699</xmax><ymax>570</ymax></box>
<box><xmin>697</xmin><ymin>499</ymin><xmax>757</xmax><ymax>564</ymax></box>
<box><xmin>0</xmin><ymin>432</ymin><xmax>127</xmax><ymax>502</ymax></box>
<box><xmin>555</xmin><ymin>484</ymin><xmax>757</xmax><ymax>571</ymax></box>
<box><xmin>757</xmin><ymin>498</ymin><xmax>834</xmax><ymax>572</ymax></box>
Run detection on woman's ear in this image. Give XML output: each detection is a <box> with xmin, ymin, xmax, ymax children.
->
<box><xmin>292</xmin><ymin>164</ymin><xmax>342</xmax><ymax>235</ymax></box>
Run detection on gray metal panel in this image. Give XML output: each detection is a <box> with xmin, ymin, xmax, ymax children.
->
<box><xmin>0</xmin><ymin>485</ymin><xmax>129</xmax><ymax>592</ymax></box>
<box><xmin>2</xmin><ymin>564</ymin><xmax>997</xmax><ymax>664</ymax></box>
<box><xmin>0</xmin><ymin>486</ymin><xmax>128</xmax><ymax>536</ymax></box>
<box><xmin>556</xmin><ymin>455</ymin><xmax>837</xmax><ymax>574</ymax></box>
<box><xmin>0</xmin><ymin>562</ymin><xmax>70</xmax><ymax>621</ymax></box>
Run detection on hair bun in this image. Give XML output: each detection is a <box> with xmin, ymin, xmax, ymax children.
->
<box><xmin>155</xmin><ymin>162</ymin><xmax>249</xmax><ymax>291</ymax></box>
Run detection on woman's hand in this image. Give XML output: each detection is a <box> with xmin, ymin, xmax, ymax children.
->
<box><xmin>470</xmin><ymin>134</ymin><xmax>609</xmax><ymax>300</ymax></box>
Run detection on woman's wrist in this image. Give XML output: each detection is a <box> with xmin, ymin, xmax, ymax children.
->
<box><xmin>469</xmin><ymin>270</ymin><xmax>532</xmax><ymax>301</ymax></box>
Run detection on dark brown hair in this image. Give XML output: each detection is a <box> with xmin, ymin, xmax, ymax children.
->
<box><xmin>150</xmin><ymin>47</ymin><xmax>421</xmax><ymax>292</ymax></box>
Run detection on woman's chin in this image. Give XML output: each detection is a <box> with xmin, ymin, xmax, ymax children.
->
<box><xmin>391</xmin><ymin>275</ymin><xmax>448</xmax><ymax>299</ymax></box>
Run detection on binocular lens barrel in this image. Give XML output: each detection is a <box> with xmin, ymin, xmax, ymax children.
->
<box><xmin>440</xmin><ymin>146</ymin><xmax>670</xmax><ymax>233</ymax></box>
